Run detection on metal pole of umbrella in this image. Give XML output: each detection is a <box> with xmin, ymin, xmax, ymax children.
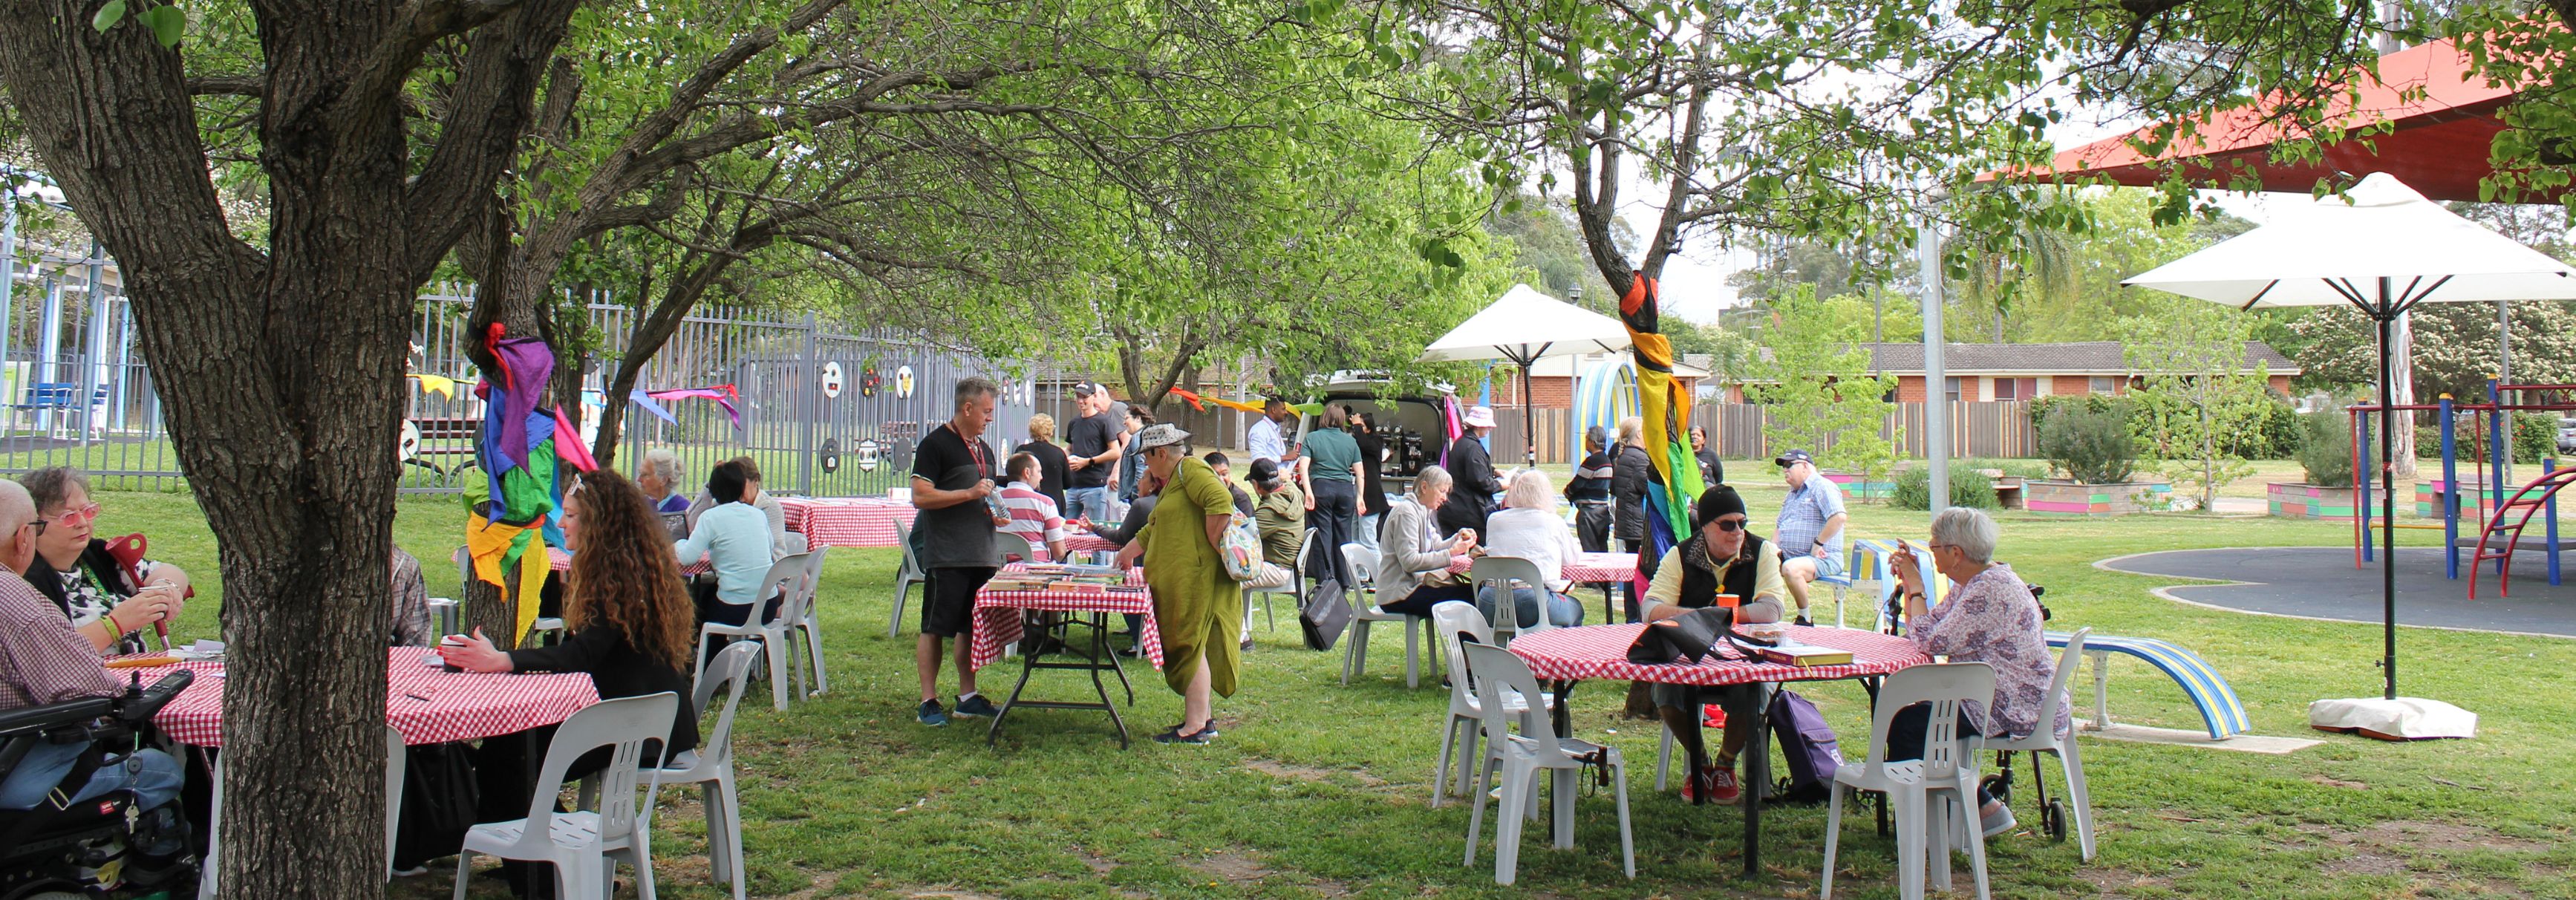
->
<box><xmin>2376</xmin><ymin>276</ymin><xmax>2399</xmax><ymax>701</ymax></box>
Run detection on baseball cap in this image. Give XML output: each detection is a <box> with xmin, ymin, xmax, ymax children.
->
<box><xmin>1775</xmin><ymin>449</ymin><xmax>1815</xmax><ymax>467</ymax></box>
<box><xmin>1072</xmin><ymin>382</ymin><xmax>1106</xmax><ymax>399</ymax></box>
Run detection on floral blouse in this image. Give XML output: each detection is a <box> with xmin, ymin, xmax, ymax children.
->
<box><xmin>1908</xmin><ymin>563</ymin><xmax>2070</xmax><ymax>740</ymax></box>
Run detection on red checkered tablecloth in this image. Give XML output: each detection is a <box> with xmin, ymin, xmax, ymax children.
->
<box><xmin>139</xmin><ymin>648</ymin><xmax>601</xmax><ymax>747</ymax></box>
<box><xmin>1506</xmin><ymin>623</ymin><xmax>1927</xmax><ymax>686</ymax></box>
<box><xmin>1447</xmin><ymin>551</ymin><xmax>1640</xmax><ymax>584</ymax></box>
<box><xmin>779</xmin><ymin>496</ymin><xmax>917</xmax><ymax>548</ymax></box>
<box><xmin>968</xmin><ymin>564</ymin><xmax>1163</xmax><ymax>671</ymax></box>
<box><xmin>550</xmin><ymin>547</ymin><xmax>712</xmax><ymax>577</ymax></box>
<box><xmin>1061</xmin><ymin>533</ymin><xmax>1121</xmax><ymax>555</ymax></box>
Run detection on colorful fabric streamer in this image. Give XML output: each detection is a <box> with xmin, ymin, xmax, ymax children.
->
<box><xmin>645</xmin><ymin>385</ymin><xmax>743</xmax><ymax>427</ymax></box>
<box><xmin>1617</xmin><ymin>273</ymin><xmax>1705</xmax><ymax>567</ymax></box>
<box><xmin>1165</xmin><ymin>388</ymin><xmax>1268</xmax><ymax>416</ymax></box>
<box><xmin>551</xmin><ymin>407</ymin><xmax>597</xmax><ymax>473</ymax></box>
<box><xmin>408</xmin><ymin>373</ymin><xmax>458</xmax><ymax>400</ymax></box>
<box><xmin>628</xmin><ymin>388</ymin><xmax>678</xmax><ymax>425</ymax></box>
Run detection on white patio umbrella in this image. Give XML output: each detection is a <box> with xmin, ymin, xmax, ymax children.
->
<box><xmin>1419</xmin><ymin>283</ymin><xmax>1633</xmax><ymax>466</ymax></box>
<box><xmin>2125</xmin><ymin>173</ymin><xmax>2576</xmax><ymax>734</ymax></box>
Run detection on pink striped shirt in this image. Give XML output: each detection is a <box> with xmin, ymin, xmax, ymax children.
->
<box><xmin>998</xmin><ymin>482</ymin><xmax>1067</xmax><ymax>561</ymax></box>
<box><xmin>0</xmin><ymin>571</ymin><xmax>117</xmax><ymax>711</ymax></box>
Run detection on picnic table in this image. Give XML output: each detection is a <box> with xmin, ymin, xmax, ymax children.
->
<box><xmin>1505</xmin><ymin>624</ymin><xmax>1928</xmax><ymax>877</ymax></box>
<box><xmin>137</xmin><ymin>648</ymin><xmax>601</xmax><ymax>898</ymax></box>
<box><xmin>969</xmin><ymin>563</ymin><xmax>1163</xmax><ymax>748</ymax></box>
<box><xmin>777</xmin><ymin>496</ymin><xmax>918</xmax><ymax>548</ymax></box>
<box><xmin>548</xmin><ymin>547</ymin><xmax>713</xmax><ymax>577</ymax></box>
<box><xmin>1061</xmin><ymin>532</ymin><xmax>1122</xmax><ymax>555</ymax></box>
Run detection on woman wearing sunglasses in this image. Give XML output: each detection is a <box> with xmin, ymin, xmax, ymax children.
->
<box><xmin>1636</xmin><ymin>484</ymin><xmax>1784</xmax><ymax>806</ymax></box>
<box><xmin>16</xmin><ymin>467</ymin><xmax>192</xmax><ymax>654</ymax></box>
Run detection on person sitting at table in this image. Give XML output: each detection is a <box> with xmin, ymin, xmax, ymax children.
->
<box><xmin>688</xmin><ymin>455</ymin><xmax>799</xmax><ymax>559</ymax></box>
<box><xmin>0</xmin><ymin>478</ymin><xmax>187</xmax><ymax>818</ymax></box>
<box><xmin>1888</xmin><ymin>506</ymin><xmax>2067</xmax><ymax>838</ymax></box>
<box><xmin>637</xmin><ymin>448</ymin><xmax>691</xmax><ymax>514</ymax></box>
<box><xmin>1478</xmin><ymin>469</ymin><xmax>1584</xmax><ymax>630</ymax></box>
<box><xmin>1112</xmin><ymin>424</ymin><xmax>1241</xmax><ymax>744</ymax></box>
<box><xmin>672</xmin><ymin>460</ymin><xmax>780</xmax><ymax>664</ymax></box>
<box><xmin>1244</xmin><ymin>458</ymin><xmax>1303</xmax><ymax>591</ymax></box>
<box><xmin>16</xmin><ymin>467</ymin><xmax>191</xmax><ymax>655</ymax></box>
<box><xmin>390</xmin><ymin>544</ymin><xmax>434</xmax><ymax>648</ymax></box>
<box><xmin>444</xmin><ymin>470</ymin><xmax>700</xmax><ymax>890</ymax></box>
<box><xmin>998</xmin><ymin>452</ymin><xmax>1069</xmax><ymax>562</ymax></box>
<box><xmin>1640</xmin><ymin>484</ymin><xmax>1784</xmax><ymax>806</ymax></box>
<box><xmin>1374</xmin><ymin>465</ymin><xmax>1478</xmax><ymax>617</ymax></box>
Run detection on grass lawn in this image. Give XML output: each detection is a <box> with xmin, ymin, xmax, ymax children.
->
<box><xmin>105</xmin><ymin>485</ymin><xmax>2576</xmax><ymax>899</ymax></box>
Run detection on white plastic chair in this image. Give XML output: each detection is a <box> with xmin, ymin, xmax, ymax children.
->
<box><xmin>1242</xmin><ymin>527</ymin><xmax>1314</xmax><ymax>633</ymax></box>
<box><xmin>691</xmin><ymin>550</ymin><xmax>818</xmax><ymax>712</ymax></box>
<box><xmin>451</xmin><ymin>692</ymin><xmax>679</xmax><ymax>900</ymax></box>
<box><xmin>1458</xmin><ymin>642</ymin><xmax>1634</xmax><ymax>886</ymax></box>
<box><xmin>1467</xmin><ymin>555</ymin><xmax>1556</xmax><ymax>642</ymax></box>
<box><xmin>789</xmin><ymin>545</ymin><xmax>831</xmax><ymax>698</ymax></box>
<box><xmin>1427</xmin><ymin>601</ymin><xmax>1555</xmax><ymax>807</ymax></box>
<box><xmin>887</xmin><ymin>520</ymin><xmax>926</xmax><ymax>638</ymax></box>
<box><xmin>1985</xmin><ymin>627</ymin><xmax>2096</xmax><ymax>861</ymax></box>
<box><xmin>659</xmin><ymin>641</ymin><xmax>762</xmax><ymax>900</ymax></box>
<box><xmin>1339</xmin><ymin>543</ymin><xmax>1435</xmax><ymax>688</ymax></box>
<box><xmin>1822</xmin><ymin>662</ymin><xmax>1998</xmax><ymax>900</ymax></box>
<box><xmin>452</xmin><ymin>545</ymin><xmax>564</xmax><ymax>641</ymax></box>
<box><xmin>386</xmin><ymin>725</ymin><xmax>405</xmax><ymax>878</ymax></box>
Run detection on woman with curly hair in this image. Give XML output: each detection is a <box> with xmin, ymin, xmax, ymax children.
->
<box><xmin>448</xmin><ymin>469</ymin><xmax>701</xmax><ymax>770</ymax></box>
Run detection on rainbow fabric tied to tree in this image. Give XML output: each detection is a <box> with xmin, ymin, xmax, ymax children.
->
<box><xmin>464</xmin><ymin>325</ymin><xmax>596</xmax><ymax>643</ymax></box>
<box><xmin>1617</xmin><ymin>274</ymin><xmax>1705</xmax><ymax>571</ymax></box>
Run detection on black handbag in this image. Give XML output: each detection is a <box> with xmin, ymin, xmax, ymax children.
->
<box><xmin>392</xmin><ymin>741</ymin><xmax>482</xmax><ymax>870</ymax></box>
<box><xmin>1300</xmin><ymin>576</ymin><xmax>1354</xmax><ymax>651</ymax></box>
<box><xmin>1626</xmin><ymin>607</ymin><xmax>1735</xmax><ymax>665</ymax></box>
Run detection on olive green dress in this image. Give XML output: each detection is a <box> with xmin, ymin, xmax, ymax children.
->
<box><xmin>1140</xmin><ymin>457</ymin><xmax>1245</xmax><ymax>697</ymax></box>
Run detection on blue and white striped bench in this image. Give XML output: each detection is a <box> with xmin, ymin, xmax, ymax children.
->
<box><xmin>2047</xmin><ymin>630</ymin><xmax>2250</xmax><ymax>741</ymax></box>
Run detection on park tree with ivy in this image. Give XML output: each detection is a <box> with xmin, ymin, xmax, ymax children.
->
<box><xmin>1750</xmin><ymin>287</ymin><xmax>1904</xmax><ymax>486</ymax></box>
<box><xmin>2122</xmin><ymin>303</ymin><xmax>2278</xmax><ymax>512</ymax></box>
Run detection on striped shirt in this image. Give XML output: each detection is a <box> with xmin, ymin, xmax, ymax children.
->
<box><xmin>999</xmin><ymin>481</ymin><xmax>1068</xmax><ymax>561</ymax></box>
<box><xmin>0</xmin><ymin>571</ymin><xmax>117</xmax><ymax>711</ymax></box>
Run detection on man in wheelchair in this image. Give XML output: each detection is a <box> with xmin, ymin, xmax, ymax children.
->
<box><xmin>0</xmin><ymin>479</ymin><xmax>195</xmax><ymax>897</ymax></box>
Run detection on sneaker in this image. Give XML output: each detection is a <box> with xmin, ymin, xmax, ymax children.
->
<box><xmin>917</xmin><ymin>700</ymin><xmax>948</xmax><ymax>727</ymax></box>
<box><xmin>1701</xmin><ymin>766</ymin><xmax>1743</xmax><ymax>805</ymax></box>
<box><xmin>1701</xmin><ymin>703</ymin><xmax>1727</xmax><ymax>728</ymax></box>
<box><xmin>1170</xmin><ymin>722</ymin><xmax>1223</xmax><ymax>739</ymax></box>
<box><xmin>953</xmin><ymin>694</ymin><xmax>1000</xmax><ymax>718</ymax></box>
<box><xmin>1239</xmin><ymin>637</ymin><xmax>1254</xmax><ymax>651</ymax></box>
<box><xmin>1152</xmin><ymin>725</ymin><xmax>1213</xmax><ymax>745</ymax></box>
<box><xmin>1980</xmin><ymin>801</ymin><xmax>2018</xmax><ymax>838</ymax></box>
<box><xmin>1793</xmin><ymin>613</ymin><xmax>1813</xmax><ymax>627</ymax></box>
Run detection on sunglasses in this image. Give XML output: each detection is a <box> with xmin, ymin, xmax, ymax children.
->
<box><xmin>45</xmin><ymin>503</ymin><xmax>100</xmax><ymax>529</ymax></box>
<box><xmin>1709</xmin><ymin>518</ymin><xmax>1746</xmax><ymax>533</ymax></box>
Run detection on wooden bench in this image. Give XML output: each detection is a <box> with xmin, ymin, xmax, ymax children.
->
<box><xmin>2045</xmin><ymin>630</ymin><xmax>2251</xmax><ymax>741</ymax></box>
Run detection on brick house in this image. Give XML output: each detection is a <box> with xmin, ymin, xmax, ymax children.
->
<box><xmin>1715</xmin><ymin>341</ymin><xmax>2298</xmax><ymax>402</ymax></box>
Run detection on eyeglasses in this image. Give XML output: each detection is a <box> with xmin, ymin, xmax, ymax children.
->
<box><xmin>19</xmin><ymin>519</ymin><xmax>44</xmax><ymax>537</ymax></box>
<box><xmin>1710</xmin><ymin>517</ymin><xmax>1747</xmax><ymax>533</ymax></box>
<box><xmin>45</xmin><ymin>503</ymin><xmax>99</xmax><ymax>529</ymax></box>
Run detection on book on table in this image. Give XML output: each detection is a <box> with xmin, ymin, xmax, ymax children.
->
<box><xmin>1755</xmin><ymin>644</ymin><xmax>1854</xmax><ymax>668</ymax></box>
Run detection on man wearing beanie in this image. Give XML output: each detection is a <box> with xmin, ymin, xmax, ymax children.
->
<box><xmin>1637</xmin><ymin>484</ymin><xmax>1787</xmax><ymax>805</ymax></box>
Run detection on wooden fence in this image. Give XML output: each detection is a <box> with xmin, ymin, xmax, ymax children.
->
<box><xmin>1702</xmin><ymin>400</ymin><xmax>2038</xmax><ymax>462</ymax></box>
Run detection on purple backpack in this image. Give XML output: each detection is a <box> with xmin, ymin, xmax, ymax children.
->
<box><xmin>1768</xmin><ymin>689</ymin><xmax>1842</xmax><ymax>803</ymax></box>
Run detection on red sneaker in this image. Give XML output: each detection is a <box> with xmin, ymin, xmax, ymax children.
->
<box><xmin>1704</xmin><ymin>766</ymin><xmax>1743</xmax><ymax>805</ymax></box>
<box><xmin>1701</xmin><ymin>703</ymin><xmax>1727</xmax><ymax>728</ymax></box>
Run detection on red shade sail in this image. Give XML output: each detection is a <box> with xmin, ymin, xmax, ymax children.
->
<box><xmin>1991</xmin><ymin>37</ymin><xmax>2536</xmax><ymax>202</ymax></box>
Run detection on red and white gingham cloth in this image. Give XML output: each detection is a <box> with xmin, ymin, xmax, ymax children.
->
<box><xmin>1447</xmin><ymin>551</ymin><xmax>1640</xmax><ymax>584</ymax></box>
<box><xmin>778</xmin><ymin>496</ymin><xmax>918</xmax><ymax>548</ymax></box>
<box><xmin>1506</xmin><ymin>623</ymin><xmax>1928</xmax><ymax>686</ymax></box>
<box><xmin>550</xmin><ymin>547</ymin><xmax>713</xmax><ymax>577</ymax></box>
<box><xmin>1060</xmin><ymin>533</ymin><xmax>1121</xmax><ymax>555</ymax></box>
<box><xmin>968</xmin><ymin>564</ymin><xmax>1163</xmax><ymax>671</ymax></box>
<box><xmin>139</xmin><ymin>648</ymin><xmax>600</xmax><ymax>747</ymax></box>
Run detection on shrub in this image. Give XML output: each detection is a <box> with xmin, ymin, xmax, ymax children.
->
<box><xmin>2516</xmin><ymin>411</ymin><xmax>2560</xmax><ymax>464</ymax></box>
<box><xmin>2040</xmin><ymin>401</ymin><xmax>2137</xmax><ymax>484</ymax></box>
<box><xmin>2234</xmin><ymin>398</ymin><xmax>2304</xmax><ymax>460</ymax></box>
<box><xmin>1891</xmin><ymin>465</ymin><xmax>2001</xmax><ymax>511</ymax></box>
<box><xmin>2295</xmin><ymin>410</ymin><xmax>2354</xmax><ymax>487</ymax></box>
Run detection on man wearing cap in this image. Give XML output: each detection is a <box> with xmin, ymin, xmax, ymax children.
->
<box><xmin>1773</xmin><ymin>449</ymin><xmax>1848</xmax><ymax>627</ymax></box>
<box><xmin>1438</xmin><ymin>406</ymin><xmax>1504</xmax><ymax>538</ymax></box>
<box><xmin>1062</xmin><ymin>382</ymin><xmax>1124</xmax><ymax>525</ymax></box>
<box><xmin>1246</xmin><ymin>397</ymin><xmax>1291</xmax><ymax>466</ymax></box>
<box><xmin>1565</xmin><ymin>425</ymin><xmax>1615</xmax><ymax>553</ymax></box>
<box><xmin>1639</xmin><ymin>485</ymin><xmax>1787</xmax><ymax>804</ymax></box>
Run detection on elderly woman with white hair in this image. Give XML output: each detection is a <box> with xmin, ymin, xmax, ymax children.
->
<box><xmin>1889</xmin><ymin>506</ymin><xmax>2069</xmax><ymax>839</ymax></box>
<box><xmin>636</xmin><ymin>448</ymin><xmax>689</xmax><ymax>514</ymax></box>
<box><xmin>1475</xmin><ymin>469</ymin><xmax>1584</xmax><ymax>629</ymax></box>
<box><xmin>1375</xmin><ymin>465</ymin><xmax>1478</xmax><ymax>617</ymax></box>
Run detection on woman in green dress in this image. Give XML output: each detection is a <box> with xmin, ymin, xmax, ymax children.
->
<box><xmin>1113</xmin><ymin>423</ymin><xmax>1243</xmax><ymax>745</ymax></box>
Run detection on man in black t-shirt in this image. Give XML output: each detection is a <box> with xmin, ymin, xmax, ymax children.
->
<box><xmin>1060</xmin><ymin>382</ymin><xmax>1125</xmax><ymax>525</ymax></box>
<box><xmin>909</xmin><ymin>376</ymin><xmax>1010</xmax><ymax>728</ymax></box>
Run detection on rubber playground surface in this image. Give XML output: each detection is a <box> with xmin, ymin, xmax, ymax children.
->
<box><xmin>2099</xmin><ymin>545</ymin><xmax>2576</xmax><ymax>638</ymax></box>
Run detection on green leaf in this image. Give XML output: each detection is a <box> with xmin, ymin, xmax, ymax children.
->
<box><xmin>91</xmin><ymin>0</ymin><xmax>126</xmax><ymax>32</ymax></box>
<box><xmin>137</xmin><ymin>4</ymin><xmax>183</xmax><ymax>48</ymax></box>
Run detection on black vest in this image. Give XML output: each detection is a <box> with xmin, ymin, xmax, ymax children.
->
<box><xmin>1673</xmin><ymin>532</ymin><xmax>1767</xmax><ymax>610</ymax></box>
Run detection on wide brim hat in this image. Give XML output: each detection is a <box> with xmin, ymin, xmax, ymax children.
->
<box><xmin>1135</xmin><ymin>423</ymin><xmax>1193</xmax><ymax>451</ymax></box>
<box><xmin>1462</xmin><ymin>406</ymin><xmax>1496</xmax><ymax>428</ymax></box>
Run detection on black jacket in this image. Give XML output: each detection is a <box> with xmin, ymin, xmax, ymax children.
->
<box><xmin>1013</xmin><ymin>440</ymin><xmax>1071</xmax><ymax>512</ymax></box>
<box><xmin>1438</xmin><ymin>437</ymin><xmax>1501</xmax><ymax>537</ymax></box>
<box><xmin>507</xmin><ymin>624</ymin><xmax>700</xmax><ymax>758</ymax></box>
<box><xmin>1612</xmin><ymin>444</ymin><xmax>1652</xmax><ymax>542</ymax></box>
<box><xmin>1354</xmin><ymin>431</ymin><xmax>1388</xmax><ymax>516</ymax></box>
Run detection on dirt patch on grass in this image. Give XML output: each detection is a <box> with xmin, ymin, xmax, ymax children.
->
<box><xmin>2074</xmin><ymin>869</ymin><xmax>2171</xmax><ymax>895</ymax></box>
<box><xmin>908</xmin><ymin>891</ymin><xmax>1005</xmax><ymax>900</ymax></box>
<box><xmin>1191</xmin><ymin>848</ymin><xmax>1272</xmax><ymax>883</ymax></box>
<box><xmin>1243</xmin><ymin>757</ymin><xmax>1388</xmax><ymax>786</ymax></box>
<box><xmin>2324</xmin><ymin>851</ymin><xmax>2407</xmax><ymax>876</ymax></box>
<box><xmin>2305</xmin><ymin>774</ymin><xmax>2368</xmax><ymax>789</ymax></box>
<box><xmin>2296</xmin><ymin>820</ymin><xmax>2549</xmax><ymax>854</ymax></box>
<box><xmin>1075</xmin><ymin>845</ymin><xmax>1121</xmax><ymax>875</ymax></box>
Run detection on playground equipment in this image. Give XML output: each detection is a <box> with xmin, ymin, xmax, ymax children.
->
<box><xmin>1566</xmin><ymin>356</ymin><xmax>1639</xmax><ymax>463</ymax></box>
<box><xmin>2352</xmin><ymin>380</ymin><xmax>2572</xmax><ymax>598</ymax></box>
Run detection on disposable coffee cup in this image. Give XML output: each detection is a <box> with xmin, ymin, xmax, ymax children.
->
<box><xmin>1715</xmin><ymin>593</ymin><xmax>1741</xmax><ymax>609</ymax></box>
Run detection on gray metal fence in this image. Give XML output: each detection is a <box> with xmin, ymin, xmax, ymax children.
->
<box><xmin>0</xmin><ymin>232</ymin><xmax>180</xmax><ymax>490</ymax></box>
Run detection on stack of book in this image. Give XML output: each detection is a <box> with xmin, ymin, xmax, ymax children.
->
<box><xmin>1753</xmin><ymin>643</ymin><xmax>1856</xmax><ymax>668</ymax></box>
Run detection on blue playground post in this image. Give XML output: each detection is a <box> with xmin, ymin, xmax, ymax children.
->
<box><xmin>2489</xmin><ymin>379</ymin><xmax>2511</xmax><ymax>575</ymax></box>
<box><xmin>2441</xmin><ymin>396</ymin><xmax>2458</xmax><ymax>579</ymax></box>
